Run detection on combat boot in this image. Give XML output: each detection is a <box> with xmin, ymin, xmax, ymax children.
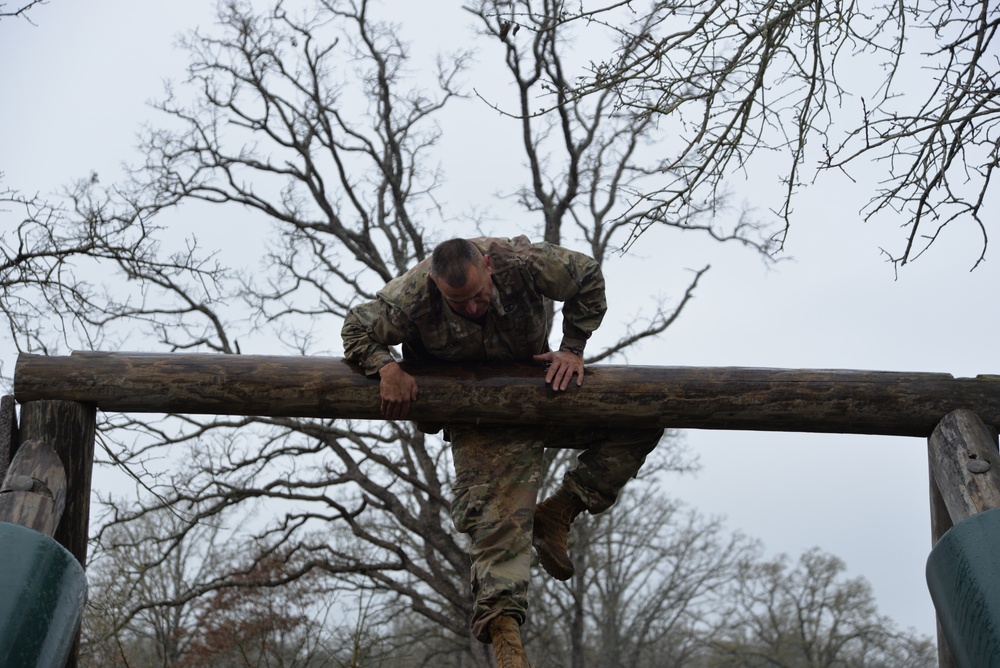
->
<box><xmin>489</xmin><ymin>616</ymin><xmax>531</xmax><ymax>668</ymax></box>
<box><xmin>532</xmin><ymin>485</ymin><xmax>587</xmax><ymax>581</ymax></box>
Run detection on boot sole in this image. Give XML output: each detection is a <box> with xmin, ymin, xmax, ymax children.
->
<box><xmin>532</xmin><ymin>534</ymin><xmax>574</xmax><ymax>581</ymax></box>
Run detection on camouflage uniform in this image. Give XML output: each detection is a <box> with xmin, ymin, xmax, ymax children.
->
<box><xmin>342</xmin><ymin>235</ymin><xmax>661</xmax><ymax>642</ymax></box>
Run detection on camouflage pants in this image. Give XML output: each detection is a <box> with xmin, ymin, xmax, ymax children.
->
<box><xmin>449</xmin><ymin>424</ymin><xmax>662</xmax><ymax>642</ymax></box>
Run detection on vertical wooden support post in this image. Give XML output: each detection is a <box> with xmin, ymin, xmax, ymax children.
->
<box><xmin>17</xmin><ymin>400</ymin><xmax>96</xmax><ymax>668</ymax></box>
<box><xmin>928</xmin><ymin>409</ymin><xmax>1000</xmax><ymax>668</ymax></box>
<box><xmin>928</xmin><ymin>469</ymin><xmax>956</xmax><ymax>668</ymax></box>
<box><xmin>0</xmin><ymin>395</ymin><xmax>17</xmax><ymax>483</ymax></box>
<box><xmin>18</xmin><ymin>400</ymin><xmax>96</xmax><ymax>568</ymax></box>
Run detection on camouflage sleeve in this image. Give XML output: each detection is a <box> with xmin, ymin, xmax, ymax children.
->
<box><xmin>525</xmin><ymin>241</ymin><xmax>607</xmax><ymax>355</ymax></box>
<box><xmin>341</xmin><ymin>296</ymin><xmax>415</xmax><ymax>377</ymax></box>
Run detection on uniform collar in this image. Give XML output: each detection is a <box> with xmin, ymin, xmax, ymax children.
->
<box><xmin>489</xmin><ymin>277</ymin><xmax>507</xmax><ymax>317</ymax></box>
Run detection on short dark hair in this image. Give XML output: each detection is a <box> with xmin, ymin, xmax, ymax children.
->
<box><xmin>430</xmin><ymin>238</ymin><xmax>482</xmax><ymax>287</ymax></box>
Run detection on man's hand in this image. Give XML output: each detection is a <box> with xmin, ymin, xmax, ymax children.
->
<box><xmin>378</xmin><ymin>361</ymin><xmax>419</xmax><ymax>419</ymax></box>
<box><xmin>533</xmin><ymin>351</ymin><xmax>584</xmax><ymax>391</ymax></box>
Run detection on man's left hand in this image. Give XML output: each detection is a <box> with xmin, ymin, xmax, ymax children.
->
<box><xmin>533</xmin><ymin>351</ymin><xmax>584</xmax><ymax>391</ymax></box>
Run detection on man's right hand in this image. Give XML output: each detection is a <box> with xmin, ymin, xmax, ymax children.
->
<box><xmin>378</xmin><ymin>361</ymin><xmax>419</xmax><ymax>419</ymax></box>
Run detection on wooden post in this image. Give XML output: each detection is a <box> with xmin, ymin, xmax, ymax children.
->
<box><xmin>17</xmin><ymin>400</ymin><xmax>96</xmax><ymax>569</ymax></box>
<box><xmin>928</xmin><ymin>409</ymin><xmax>1000</xmax><ymax>668</ymax></box>
<box><xmin>928</xmin><ymin>409</ymin><xmax>1000</xmax><ymax>525</ymax></box>
<box><xmin>16</xmin><ymin>400</ymin><xmax>95</xmax><ymax>668</ymax></box>
<box><xmin>0</xmin><ymin>439</ymin><xmax>68</xmax><ymax>536</ymax></box>
<box><xmin>928</xmin><ymin>465</ymin><xmax>955</xmax><ymax>668</ymax></box>
<box><xmin>0</xmin><ymin>395</ymin><xmax>17</xmax><ymax>483</ymax></box>
<box><xmin>1</xmin><ymin>401</ymin><xmax>92</xmax><ymax>668</ymax></box>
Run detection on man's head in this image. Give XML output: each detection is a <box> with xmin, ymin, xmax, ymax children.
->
<box><xmin>430</xmin><ymin>238</ymin><xmax>494</xmax><ymax>319</ymax></box>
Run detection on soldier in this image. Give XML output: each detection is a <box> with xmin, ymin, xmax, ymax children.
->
<box><xmin>342</xmin><ymin>236</ymin><xmax>661</xmax><ymax>667</ymax></box>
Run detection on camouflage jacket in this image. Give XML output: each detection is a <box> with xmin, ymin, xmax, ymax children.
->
<box><xmin>341</xmin><ymin>235</ymin><xmax>607</xmax><ymax>376</ymax></box>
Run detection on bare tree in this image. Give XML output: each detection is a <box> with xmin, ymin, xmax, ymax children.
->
<box><xmin>472</xmin><ymin>0</ymin><xmax>999</xmax><ymax>270</ymax></box>
<box><xmin>0</xmin><ymin>176</ymin><xmax>227</xmax><ymax>370</ymax></box>
<box><xmin>3</xmin><ymin>0</ymin><xmax>825</xmax><ymax>665</ymax></box>
<box><xmin>0</xmin><ymin>0</ymin><xmax>45</xmax><ymax>22</ymax></box>
<box><xmin>81</xmin><ymin>503</ymin><xmax>231</xmax><ymax>667</ymax></box>
<box><xmin>80</xmin><ymin>502</ymin><xmax>354</xmax><ymax>668</ymax></box>
<box><xmin>467</xmin><ymin>0</ymin><xmax>778</xmax><ymax>259</ymax></box>
<box><xmin>703</xmin><ymin>548</ymin><xmax>936</xmax><ymax>668</ymax></box>
<box><xmin>4</xmin><ymin>0</ymin><xmax>980</xmax><ymax>663</ymax></box>
<box><xmin>176</xmin><ymin>557</ymin><xmax>342</xmax><ymax>667</ymax></box>
<box><xmin>526</xmin><ymin>463</ymin><xmax>759</xmax><ymax>668</ymax></box>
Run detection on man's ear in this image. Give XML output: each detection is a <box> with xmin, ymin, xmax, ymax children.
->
<box><xmin>483</xmin><ymin>254</ymin><xmax>493</xmax><ymax>275</ymax></box>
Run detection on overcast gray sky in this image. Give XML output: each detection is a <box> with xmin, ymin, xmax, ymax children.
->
<box><xmin>3</xmin><ymin>0</ymin><xmax>998</xmax><ymax>640</ymax></box>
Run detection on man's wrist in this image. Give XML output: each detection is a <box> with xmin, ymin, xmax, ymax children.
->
<box><xmin>378</xmin><ymin>360</ymin><xmax>401</xmax><ymax>377</ymax></box>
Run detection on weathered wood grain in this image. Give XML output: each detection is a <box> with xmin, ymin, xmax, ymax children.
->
<box><xmin>0</xmin><ymin>439</ymin><xmax>67</xmax><ymax>536</ymax></box>
<box><xmin>13</xmin><ymin>352</ymin><xmax>1000</xmax><ymax>437</ymax></box>
<box><xmin>17</xmin><ymin>400</ymin><xmax>97</xmax><ymax>568</ymax></box>
<box><xmin>928</xmin><ymin>409</ymin><xmax>1000</xmax><ymax>527</ymax></box>
<box><xmin>0</xmin><ymin>394</ymin><xmax>16</xmax><ymax>483</ymax></box>
<box><xmin>926</xmin><ymin>409</ymin><xmax>1000</xmax><ymax>668</ymax></box>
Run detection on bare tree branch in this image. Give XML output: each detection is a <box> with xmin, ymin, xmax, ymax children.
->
<box><xmin>0</xmin><ymin>0</ymin><xmax>45</xmax><ymax>22</ymax></box>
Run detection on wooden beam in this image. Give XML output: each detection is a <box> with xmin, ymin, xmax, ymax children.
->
<box><xmin>13</xmin><ymin>352</ymin><xmax>1000</xmax><ymax>437</ymax></box>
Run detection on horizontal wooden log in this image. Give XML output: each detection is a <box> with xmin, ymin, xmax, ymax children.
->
<box><xmin>13</xmin><ymin>351</ymin><xmax>1000</xmax><ymax>436</ymax></box>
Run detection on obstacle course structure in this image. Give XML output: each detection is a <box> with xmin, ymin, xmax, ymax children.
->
<box><xmin>3</xmin><ymin>351</ymin><xmax>1000</xmax><ymax>667</ymax></box>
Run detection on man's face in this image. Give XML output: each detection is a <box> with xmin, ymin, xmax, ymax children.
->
<box><xmin>435</xmin><ymin>255</ymin><xmax>494</xmax><ymax>319</ymax></box>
